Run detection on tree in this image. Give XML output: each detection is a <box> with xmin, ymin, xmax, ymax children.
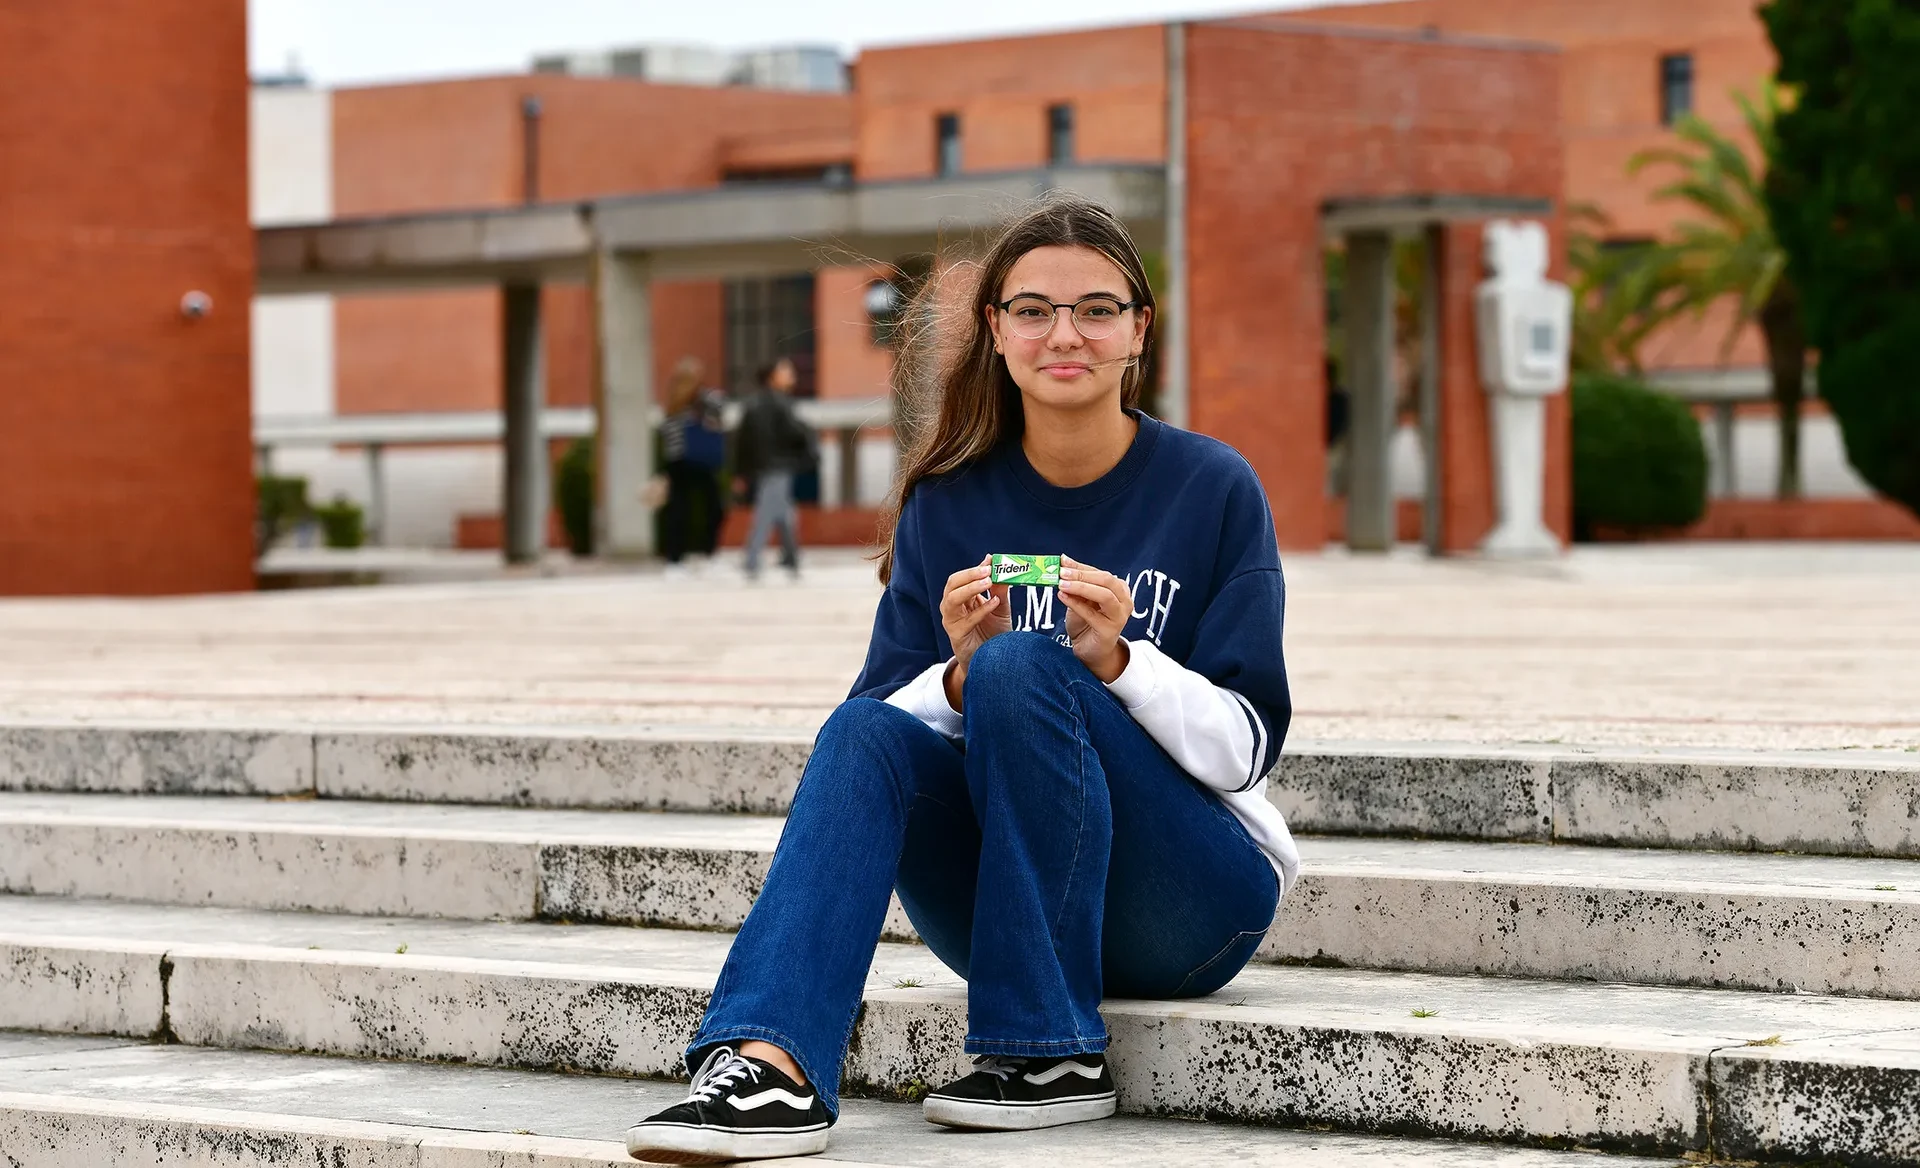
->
<box><xmin>1627</xmin><ymin>85</ymin><xmax>1809</xmax><ymax>499</ymax></box>
<box><xmin>1762</xmin><ymin>0</ymin><xmax>1920</xmax><ymax>519</ymax></box>
<box><xmin>1566</xmin><ymin>203</ymin><xmax>1689</xmax><ymax>377</ymax></box>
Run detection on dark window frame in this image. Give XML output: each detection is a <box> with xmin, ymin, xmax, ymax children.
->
<box><xmin>1047</xmin><ymin>103</ymin><xmax>1075</xmax><ymax>166</ymax></box>
<box><xmin>723</xmin><ymin>274</ymin><xmax>818</xmax><ymax>398</ymax></box>
<box><xmin>1659</xmin><ymin>53</ymin><xmax>1695</xmax><ymax>127</ymax></box>
<box><xmin>935</xmin><ymin>112</ymin><xmax>962</xmax><ymax>176</ymax></box>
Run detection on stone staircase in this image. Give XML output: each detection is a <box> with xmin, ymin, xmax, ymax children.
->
<box><xmin>2</xmin><ymin>723</ymin><xmax>1918</xmax><ymax>1166</ymax></box>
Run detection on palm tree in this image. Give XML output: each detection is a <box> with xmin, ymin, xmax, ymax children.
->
<box><xmin>1566</xmin><ymin>202</ymin><xmax>1690</xmax><ymax>377</ymax></box>
<box><xmin>1628</xmin><ymin>84</ymin><xmax>1808</xmax><ymax>499</ymax></box>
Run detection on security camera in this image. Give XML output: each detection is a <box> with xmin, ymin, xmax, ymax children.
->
<box><xmin>180</xmin><ymin>291</ymin><xmax>213</xmax><ymax>319</ymax></box>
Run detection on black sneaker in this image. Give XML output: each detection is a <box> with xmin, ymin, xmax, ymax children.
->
<box><xmin>626</xmin><ymin>1046</ymin><xmax>831</xmax><ymax>1164</ymax></box>
<box><xmin>922</xmin><ymin>1053</ymin><xmax>1117</xmax><ymax>1131</ymax></box>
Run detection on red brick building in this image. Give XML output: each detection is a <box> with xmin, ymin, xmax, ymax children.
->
<box><xmin>7</xmin><ymin>1</ymin><xmax>1797</xmax><ymax>592</ymax></box>
<box><xmin>296</xmin><ymin>1</ymin><xmax>1770</xmax><ymax>553</ymax></box>
<box><xmin>330</xmin><ymin>75</ymin><xmax>858</xmax><ymax>415</ymax></box>
<box><xmin>0</xmin><ymin>0</ymin><xmax>254</xmax><ymax>594</ymax></box>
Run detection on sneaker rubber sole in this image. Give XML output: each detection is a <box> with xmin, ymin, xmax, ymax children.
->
<box><xmin>625</xmin><ymin>1121</ymin><xmax>830</xmax><ymax>1164</ymax></box>
<box><xmin>921</xmin><ymin>1091</ymin><xmax>1117</xmax><ymax>1131</ymax></box>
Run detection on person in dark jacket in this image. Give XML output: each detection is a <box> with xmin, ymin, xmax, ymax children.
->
<box><xmin>734</xmin><ymin>357</ymin><xmax>816</xmax><ymax>580</ymax></box>
<box><xmin>658</xmin><ymin>357</ymin><xmax>729</xmax><ymax>570</ymax></box>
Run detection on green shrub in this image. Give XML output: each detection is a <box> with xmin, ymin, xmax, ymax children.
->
<box><xmin>1570</xmin><ymin>373</ymin><xmax>1709</xmax><ymax>538</ymax></box>
<box><xmin>555</xmin><ymin>438</ymin><xmax>596</xmax><ymax>557</ymax></box>
<box><xmin>313</xmin><ymin>496</ymin><xmax>366</xmax><ymax>549</ymax></box>
<box><xmin>255</xmin><ymin>474</ymin><xmax>312</xmax><ymax>555</ymax></box>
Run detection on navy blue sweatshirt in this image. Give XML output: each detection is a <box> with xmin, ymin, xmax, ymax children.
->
<box><xmin>849</xmin><ymin>412</ymin><xmax>1300</xmax><ymax>891</ymax></box>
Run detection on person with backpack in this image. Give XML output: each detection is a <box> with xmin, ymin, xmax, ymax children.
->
<box><xmin>734</xmin><ymin>357</ymin><xmax>817</xmax><ymax>581</ymax></box>
<box><xmin>658</xmin><ymin>357</ymin><xmax>730</xmax><ymax>572</ymax></box>
<box><xmin>627</xmin><ymin>194</ymin><xmax>1297</xmax><ymax>1163</ymax></box>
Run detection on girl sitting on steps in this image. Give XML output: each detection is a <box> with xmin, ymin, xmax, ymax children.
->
<box><xmin>627</xmin><ymin>192</ymin><xmax>1300</xmax><ymax>1165</ymax></box>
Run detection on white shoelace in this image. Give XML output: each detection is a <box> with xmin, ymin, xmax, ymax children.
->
<box><xmin>971</xmin><ymin>1055</ymin><xmax>1025</xmax><ymax>1081</ymax></box>
<box><xmin>685</xmin><ymin>1047</ymin><xmax>763</xmax><ymax>1104</ymax></box>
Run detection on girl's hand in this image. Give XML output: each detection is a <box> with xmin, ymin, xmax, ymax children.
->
<box><xmin>939</xmin><ymin>556</ymin><xmax>1010</xmax><ymax>711</ymax></box>
<box><xmin>1059</xmin><ymin>555</ymin><xmax>1133</xmax><ymax>683</ymax></box>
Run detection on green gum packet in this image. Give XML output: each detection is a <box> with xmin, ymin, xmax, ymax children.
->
<box><xmin>990</xmin><ymin>554</ymin><xmax>1062</xmax><ymax>587</ymax></box>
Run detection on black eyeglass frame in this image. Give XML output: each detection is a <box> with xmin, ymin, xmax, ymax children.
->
<box><xmin>992</xmin><ymin>294</ymin><xmax>1143</xmax><ymax>315</ymax></box>
<box><xmin>991</xmin><ymin>294</ymin><xmax>1145</xmax><ymax>338</ymax></box>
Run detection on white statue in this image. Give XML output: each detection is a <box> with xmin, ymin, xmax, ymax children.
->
<box><xmin>1474</xmin><ymin>220</ymin><xmax>1573</xmax><ymax>557</ymax></box>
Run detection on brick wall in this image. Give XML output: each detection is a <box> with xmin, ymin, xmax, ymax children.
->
<box><xmin>815</xmin><ymin>266</ymin><xmax>895</xmax><ymax>400</ymax></box>
<box><xmin>1184</xmin><ymin>21</ymin><xmax>1566</xmax><ymax>550</ymax></box>
<box><xmin>1288</xmin><ymin>0</ymin><xmax>1776</xmax><ymax>369</ymax></box>
<box><xmin>330</xmin><ymin>76</ymin><xmax>854</xmax><ymax>415</ymax></box>
<box><xmin>0</xmin><ymin>0</ymin><xmax>254</xmax><ymax>594</ymax></box>
<box><xmin>854</xmin><ymin>25</ymin><xmax>1167</xmax><ymax>180</ymax></box>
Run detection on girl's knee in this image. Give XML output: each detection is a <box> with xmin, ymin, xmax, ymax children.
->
<box><xmin>804</xmin><ymin>698</ymin><xmax>946</xmax><ymax>809</ymax></box>
<box><xmin>962</xmin><ymin>632</ymin><xmax>1076</xmax><ymax>711</ymax></box>
<box><xmin>816</xmin><ymin>697</ymin><xmax>919</xmax><ymax>751</ymax></box>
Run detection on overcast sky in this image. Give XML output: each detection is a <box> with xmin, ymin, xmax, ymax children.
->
<box><xmin>248</xmin><ymin>0</ymin><xmax>1371</xmax><ymax>86</ymax></box>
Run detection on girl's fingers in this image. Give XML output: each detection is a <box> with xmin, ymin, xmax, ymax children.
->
<box><xmin>956</xmin><ymin>593</ymin><xmax>999</xmax><ymax>629</ymax></box>
<box><xmin>944</xmin><ymin>587</ymin><xmax>990</xmax><ymax>626</ymax></box>
<box><xmin>1063</xmin><ymin>579</ymin><xmax>1118</xmax><ymax>618</ymax></box>
<box><xmin>959</xmin><ymin>604</ymin><xmax>999</xmax><ymax>639</ymax></box>
<box><xmin>1059</xmin><ymin>585</ymin><xmax>1119</xmax><ymax>632</ymax></box>
<box><xmin>942</xmin><ymin>563</ymin><xmax>991</xmax><ymax>595</ymax></box>
<box><xmin>939</xmin><ymin>566</ymin><xmax>992</xmax><ymax>616</ymax></box>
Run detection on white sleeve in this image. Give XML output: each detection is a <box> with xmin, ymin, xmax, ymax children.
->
<box><xmin>1104</xmin><ymin>639</ymin><xmax>1268</xmax><ymax>793</ymax></box>
<box><xmin>883</xmin><ymin>659</ymin><xmax>964</xmax><ymax>739</ymax></box>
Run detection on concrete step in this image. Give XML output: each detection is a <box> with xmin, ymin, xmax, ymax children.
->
<box><xmin>0</xmin><ymin>1033</ymin><xmax>1684</xmax><ymax>1167</ymax></box>
<box><xmin>5</xmin><ymin>721</ymin><xmax>1919</xmax><ymax>856</ymax></box>
<box><xmin>4</xmin><ymin>792</ymin><xmax>1918</xmax><ymax>998</ymax></box>
<box><xmin>1</xmin><ymin>897</ymin><xmax>1917</xmax><ymax>1163</ymax></box>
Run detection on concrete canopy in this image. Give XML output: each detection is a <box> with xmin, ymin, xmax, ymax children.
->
<box><xmin>255</xmin><ymin>165</ymin><xmax>1168</xmax><ymax>294</ymax></box>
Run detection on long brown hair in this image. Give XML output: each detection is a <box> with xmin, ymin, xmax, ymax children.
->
<box><xmin>875</xmin><ymin>193</ymin><xmax>1157</xmax><ymax>583</ymax></box>
<box><xmin>665</xmin><ymin>357</ymin><xmax>706</xmax><ymax>415</ymax></box>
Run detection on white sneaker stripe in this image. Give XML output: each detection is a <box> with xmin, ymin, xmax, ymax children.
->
<box><xmin>727</xmin><ymin>1088</ymin><xmax>817</xmax><ymax>1112</ymax></box>
<box><xmin>1021</xmin><ymin>1061</ymin><xmax>1104</xmax><ymax>1086</ymax></box>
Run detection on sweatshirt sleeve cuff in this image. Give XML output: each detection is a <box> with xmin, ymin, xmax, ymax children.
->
<box><xmin>884</xmin><ymin>659</ymin><xmax>964</xmax><ymax>738</ymax></box>
<box><xmin>1104</xmin><ymin>639</ymin><xmax>1160</xmax><ymax>709</ymax></box>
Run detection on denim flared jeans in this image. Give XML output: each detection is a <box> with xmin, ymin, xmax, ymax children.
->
<box><xmin>687</xmin><ymin>632</ymin><xmax>1281</xmax><ymax>1117</ymax></box>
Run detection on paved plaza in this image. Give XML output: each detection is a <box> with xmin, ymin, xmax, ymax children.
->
<box><xmin>1</xmin><ymin>542</ymin><xmax>1915</xmax><ymax>751</ymax></box>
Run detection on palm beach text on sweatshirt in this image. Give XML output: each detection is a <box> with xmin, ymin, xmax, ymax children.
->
<box><xmin>848</xmin><ymin>411</ymin><xmax>1301</xmax><ymax>895</ymax></box>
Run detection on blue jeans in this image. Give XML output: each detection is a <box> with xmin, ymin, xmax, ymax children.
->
<box><xmin>687</xmin><ymin>633</ymin><xmax>1280</xmax><ymax>1117</ymax></box>
<box><xmin>743</xmin><ymin>471</ymin><xmax>798</xmax><ymax>575</ymax></box>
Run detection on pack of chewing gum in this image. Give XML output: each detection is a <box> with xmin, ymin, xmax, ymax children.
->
<box><xmin>990</xmin><ymin>554</ymin><xmax>1062</xmax><ymax>587</ymax></box>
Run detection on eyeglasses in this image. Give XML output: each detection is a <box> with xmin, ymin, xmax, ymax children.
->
<box><xmin>994</xmin><ymin>294</ymin><xmax>1140</xmax><ymax>340</ymax></box>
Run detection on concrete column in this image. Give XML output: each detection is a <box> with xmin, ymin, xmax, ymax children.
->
<box><xmin>502</xmin><ymin>283</ymin><xmax>545</xmax><ymax>564</ymax></box>
<box><xmin>1160</xmin><ymin>21</ymin><xmax>1190</xmax><ymax>429</ymax></box>
<box><xmin>1418</xmin><ymin>225</ymin><xmax>1443</xmax><ymax>555</ymax></box>
<box><xmin>364</xmin><ymin>442</ymin><xmax>386</xmax><ymax>547</ymax></box>
<box><xmin>837</xmin><ymin>426</ymin><xmax>861</xmax><ymax>507</ymax></box>
<box><xmin>1712</xmin><ymin>400</ymin><xmax>1737</xmax><ymax>497</ymax></box>
<box><xmin>592</xmin><ymin>251</ymin><xmax>656</xmax><ymax>558</ymax></box>
<box><xmin>1343</xmin><ymin>230</ymin><xmax>1396</xmax><ymax>552</ymax></box>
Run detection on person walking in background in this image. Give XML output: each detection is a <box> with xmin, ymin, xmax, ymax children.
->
<box><xmin>658</xmin><ymin>357</ymin><xmax>729</xmax><ymax>574</ymax></box>
<box><xmin>735</xmin><ymin>357</ymin><xmax>816</xmax><ymax>581</ymax></box>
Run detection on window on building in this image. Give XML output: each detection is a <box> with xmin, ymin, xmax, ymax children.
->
<box><xmin>935</xmin><ymin>113</ymin><xmax>962</xmax><ymax>176</ymax></box>
<box><xmin>1660</xmin><ymin>53</ymin><xmax>1694</xmax><ymax>127</ymax></box>
<box><xmin>723</xmin><ymin>274</ymin><xmax>818</xmax><ymax>398</ymax></box>
<box><xmin>1047</xmin><ymin>103</ymin><xmax>1075</xmax><ymax>166</ymax></box>
<box><xmin>1594</xmin><ymin>237</ymin><xmax>1659</xmax><ymax>299</ymax></box>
